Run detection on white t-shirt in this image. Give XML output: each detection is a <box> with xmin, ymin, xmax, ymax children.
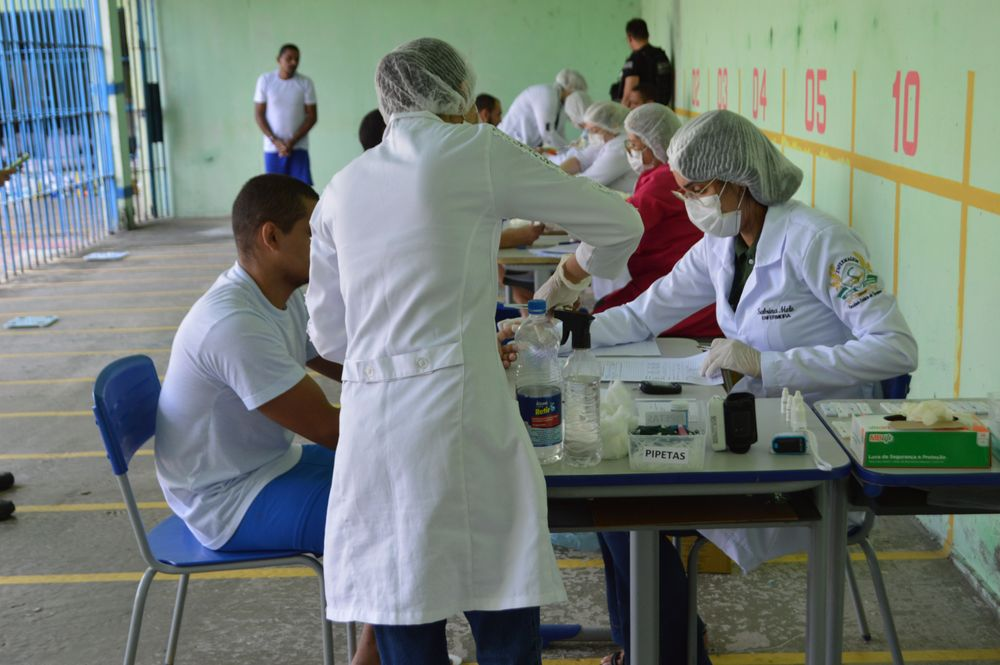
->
<box><xmin>155</xmin><ymin>263</ymin><xmax>318</xmax><ymax>548</ymax></box>
<box><xmin>253</xmin><ymin>70</ymin><xmax>317</xmax><ymax>153</ymax></box>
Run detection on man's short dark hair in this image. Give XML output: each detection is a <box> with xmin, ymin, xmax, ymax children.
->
<box><xmin>475</xmin><ymin>93</ymin><xmax>499</xmax><ymax>114</ymax></box>
<box><xmin>633</xmin><ymin>82</ymin><xmax>657</xmax><ymax>102</ymax></box>
<box><xmin>626</xmin><ymin>18</ymin><xmax>649</xmax><ymax>40</ymax></box>
<box><xmin>358</xmin><ymin>109</ymin><xmax>387</xmax><ymax>151</ymax></box>
<box><xmin>278</xmin><ymin>43</ymin><xmax>299</xmax><ymax>58</ymax></box>
<box><xmin>232</xmin><ymin>174</ymin><xmax>318</xmax><ymax>256</ymax></box>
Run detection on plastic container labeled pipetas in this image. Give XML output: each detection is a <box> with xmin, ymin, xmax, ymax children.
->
<box><xmin>628</xmin><ymin>401</ymin><xmax>706</xmax><ymax>470</ymax></box>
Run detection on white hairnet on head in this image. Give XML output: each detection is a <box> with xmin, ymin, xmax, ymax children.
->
<box><xmin>624</xmin><ymin>103</ymin><xmax>681</xmax><ymax>164</ymax></box>
<box><xmin>555</xmin><ymin>68</ymin><xmax>588</xmax><ymax>93</ymax></box>
<box><xmin>564</xmin><ymin>91</ymin><xmax>592</xmax><ymax>126</ymax></box>
<box><xmin>375</xmin><ymin>38</ymin><xmax>477</xmax><ymax>118</ymax></box>
<box><xmin>583</xmin><ymin>101</ymin><xmax>629</xmax><ymax>135</ymax></box>
<box><xmin>667</xmin><ymin>109</ymin><xmax>802</xmax><ymax>205</ymax></box>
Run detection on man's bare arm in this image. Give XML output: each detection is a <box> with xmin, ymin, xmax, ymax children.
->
<box><xmin>287</xmin><ymin>104</ymin><xmax>317</xmax><ymax>150</ymax></box>
<box><xmin>256</xmin><ymin>375</ymin><xmax>339</xmax><ymax>449</ymax></box>
<box><xmin>306</xmin><ymin>355</ymin><xmax>343</xmax><ymax>382</ymax></box>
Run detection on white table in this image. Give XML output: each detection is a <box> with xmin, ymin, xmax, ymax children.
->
<box><xmin>543</xmin><ymin>339</ymin><xmax>850</xmax><ymax>665</ymax></box>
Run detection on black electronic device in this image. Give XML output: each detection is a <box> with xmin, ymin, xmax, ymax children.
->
<box><xmin>771</xmin><ymin>433</ymin><xmax>808</xmax><ymax>454</ymax></box>
<box><xmin>723</xmin><ymin>391</ymin><xmax>757</xmax><ymax>453</ymax></box>
<box><xmin>639</xmin><ymin>381</ymin><xmax>682</xmax><ymax>395</ymax></box>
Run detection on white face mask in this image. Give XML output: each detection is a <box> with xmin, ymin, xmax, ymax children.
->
<box><xmin>626</xmin><ymin>149</ymin><xmax>651</xmax><ymax>174</ymax></box>
<box><xmin>587</xmin><ymin>132</ymin><xmax>606</xmax><ymax>148</ymax></box>
<box><xmin>683</xmin><ymin>183</ymin><xmax>746</xmax><ymax>237</ymax></box>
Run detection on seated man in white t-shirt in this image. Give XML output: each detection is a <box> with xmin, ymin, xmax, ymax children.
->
<box><xmin>154</xmin><ymin>174</ymin><xmax>380</xmax><ymax>663</ymax></box>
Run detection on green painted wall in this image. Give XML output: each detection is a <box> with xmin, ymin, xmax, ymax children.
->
<box><xmin>158</xmin><ymin>0</ymin><xmax>641</xmax><ymax>217</ymax></box>
<box><xmin>641</xmin><ymin>0</ymin><xmax>1000</xmax><ymax>605</ymax></box>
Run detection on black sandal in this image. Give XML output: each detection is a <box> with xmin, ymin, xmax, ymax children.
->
<box><xmin>605</xmin><ymin>651</ymin><xmax>625</xmax><ymax>665</ymax></box>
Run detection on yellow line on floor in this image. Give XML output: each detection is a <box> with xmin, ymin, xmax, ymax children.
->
<box><xmin>0</xmin><ymin>348</ymin><xmax>169</xmax><ymax>359</ymax></box>
<box><xmin>2</xmin><ymin>306</ymin><xmax>189</xmax><ymax>317</ymax></box>
<box><xmin>0</xmin><ymin>450</ymin><xmax>152</xmax><ymax>460</ymax></box>
<box><xmin>0</xmin><ymin>411</ymin><xmax>91</xmax><ymax>418</ymax></box>
<box><xmin>1</xmin><ymin>325</ymin><xmax>176</xmax><ymax>336</ymax></box>
<box><xmin>0</xmin><ymin>374</ymin><xmax>165</xmax><ymax>386</ymax></box>
<box><xmin>769</xmin><ymin>546</ymin><xmax>950</xmax><ymax>563</ymax></box>
<box><xmin>0</xmin><ymin>289</ymin><xmax>202</xmax><ymax>303</ymax></box>
<box><xmin>35</xmin><ymin>264</ymin><xmax>228</xmax><ymax>275</ymax></box>
<box><xmin>4</xmin><ymin>276</ymin><xmax>213</xmax><ymax>288</ymax></box>
<box><xmin>17</xmin><ymin>501</ymin><xmax>169</xmax><ymax>513</ymax></box>
<box><xmin>534</xmin><ymin>651</ymin><xmax>1000</xmax><ymax>665</ymax></box>
<box><xmin>0</xmin><ymin>559</ymin><xmax>604</xmax><ymax>586</ymax></box>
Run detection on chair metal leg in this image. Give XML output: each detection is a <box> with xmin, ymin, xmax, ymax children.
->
<box><xmin>859</xmin><ymin>539</ymin><xmax>904</xmax><ymax>665</ymax></box>
<box><xmin>346</xmin><ymin>621</ymin><xmax>357</xmax><ymax>661</ymax></box>
<box><xmin>844</xmin><ymin>554</ymin><xmax>872</xmax><ymax>641</ymax></box>
<box><xmin>123</xmin><ymin>568</ymin><xmax>157</xmax><ymax>665</ymax></box>
<box><xmin>163</xmin><ymin>574</ymin><xmax>189</xmax><ymax>665</ymax></box>
<box><xmin>686</xmin><ymin>537</ymin><xmax>707</xmax><ymax>665</ymax></box>
<box><xmin>299</xmin><ymin>556</ymin><xmax>334</xmax><ymax>665</ymax></box>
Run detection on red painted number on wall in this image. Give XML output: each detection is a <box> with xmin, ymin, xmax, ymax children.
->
<box><xmin>717</xmin><ymin>68</ymin><xmax>728</xmax><ymax>109</ymax></box>
<box><xmin>692</xmin><ymin>69</ymin><xmax>701</xmax><ymax>107</ymax></box>
<box><xmin>804</xmin><ymin>68</ymin><xmax>827</xmax><ymax>134</ymax></box>
<box><xmin>752</xmin><ymin>68</ymin><xmax>767</xmax><ymax>120</ymax></box>
<box><xmin>892</xmin><ymin>70</ymin><xmax>920</xmax><ymax>156</ymax></box>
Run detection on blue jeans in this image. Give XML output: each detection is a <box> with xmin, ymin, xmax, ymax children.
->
<box><xmin>263</xmin><ymin>148</ymin><xmax>313</xmax><ymax>185</ymax></box>
<box><xmin>373</xmin><ymin>607</ymin><xmax>541</xmax><ymax>665</ymax></box>
<box><xmin>599</xmin><ymin>532</ymin><xmax>712</xmax><ymax>665</ymax></box>
<box><xmin>218</xmin><ymin>444</ymin><xmax>334</xmax><ymax>555</ymax></box>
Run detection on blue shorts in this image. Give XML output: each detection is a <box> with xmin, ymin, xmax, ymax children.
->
<box><xmin>218</xmin><ymin>444</ymin><xmax>334</xmax><ymax>555</ymax></box>
<box><xmin>263</xmin><ymin>149</ymin><xmax>313</xmax><ymax>185</ymax></box>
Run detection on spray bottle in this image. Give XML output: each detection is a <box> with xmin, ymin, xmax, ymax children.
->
<box><xmin>553</xmin><ymin>310</ymin><xmax>602</xmax><ymax>467</ymax></box>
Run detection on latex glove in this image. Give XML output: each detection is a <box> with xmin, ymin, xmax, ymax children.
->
<box><xmin>700</xmin><ymin>338</ymin><xmax>762</xmax><ymax>378</ymax></box>
<box><xmin>534</xmin><ymin>255</ymin><xmax>591</xmax><ymax>309</ymax></box>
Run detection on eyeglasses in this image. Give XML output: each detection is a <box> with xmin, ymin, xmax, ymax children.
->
<box><xmin>624</xmin><ymin>139</ymin><xmax>645</xmax><ymax>153</ymax></box>
<box><xmin>672</xmin><ymin>179</ymin><xmax>717</xmax><ymax>201</ymax></box>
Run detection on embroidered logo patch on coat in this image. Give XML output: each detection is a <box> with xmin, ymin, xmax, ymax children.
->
<box><xmin>829</xmin><ymin>252</ymin><xmax>882</xmax><ymax>308</ymax></box>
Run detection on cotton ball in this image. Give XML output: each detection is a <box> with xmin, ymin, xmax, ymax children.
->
<box><xmin>600</xmin><ymin>380</ymin><xmax>638</xmax><ymax>460</ymax></box>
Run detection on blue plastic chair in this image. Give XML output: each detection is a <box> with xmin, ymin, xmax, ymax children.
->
<box><xmin>93</xmin><ymin>355</ymin><xmax>352</xmax><ymax>665</ymax></box>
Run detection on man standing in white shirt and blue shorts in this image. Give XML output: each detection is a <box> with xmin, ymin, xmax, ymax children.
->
<box><xmin>254</xmin><ymin>44</ymin><xmax>317</xmax><ymax>185</ymax></box>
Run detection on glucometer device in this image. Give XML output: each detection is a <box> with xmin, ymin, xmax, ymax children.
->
<box><xmin>639</xmin><ymin>381</ymin><xmax>682</xmax><ymax>395</ymax></box>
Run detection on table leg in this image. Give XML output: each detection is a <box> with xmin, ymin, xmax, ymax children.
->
<box><xmin>806</xmin><ymin>486</ymin><xmax>829</xmax><ymax>665</ymax></box>
<box><xmin>824</xmin><ymin>478</ymin><xmax>848</xmax><ymax>665</ymax></box>
<box><xmin>630</xmin><ymin>530</ymin><xmax>659</xmax><ymax>663</ymax></box>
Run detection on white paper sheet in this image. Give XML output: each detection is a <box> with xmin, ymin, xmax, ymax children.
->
<box><xmin>599</xmin><ymin>353</ymin><xmax>722</xmax><ymax>385</ymax></box>
<box><xmin>591</xmin><ymin>340</ymin><xmax>662</xmax><ymax>357</ymax></box>
<box><xmin>529</xmin><ymin>242</ymin><xmax>579</xmax><ymax>257</ymax></box>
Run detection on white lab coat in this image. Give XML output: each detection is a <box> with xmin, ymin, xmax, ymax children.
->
<box><xmin>576</xmin><ymin>134</ymin><xmax>637</xmax><ymax>195</ymax></box>
<box><xmin>307</xmin><ymin>111</ymin><xmax>642</xmax><ymax>624</ymax></box>
<box><xmin>498</xmin><ymin>83</ymin><xmax>569</xmax><ymax>148</ymax></box>
<box><xmin>591</xmin><ymin>200</ymin><xmax>918</xmax><ymax>402</ymax></box>
<box><xmin>589</xmin><ymin>201</ymin><xmax>918</xmax><ymax>571</ymax></box>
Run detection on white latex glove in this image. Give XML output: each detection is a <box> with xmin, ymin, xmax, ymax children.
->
<box><xmin>700</xmin><ymin>338</ymin><xmax>762</xmax><ymax>378</ymax></box>
<box><xmin>534</xmin><ymin>255</ymin><xmax>591</xmax><ymax>309</ymax></box>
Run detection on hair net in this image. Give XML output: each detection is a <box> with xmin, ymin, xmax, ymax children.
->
<box><xmin>583</xmin><ymin>101</ymin><xmax>629</xmax><ymax>135</ymax></box>
<box><xmin>666</xmin><ymin>109</ymin><xmax>802</xmax><ymax>205</ymax></box>
<box><xmin>624</xmin><ymin>103</ymin><xmax>681</xmax><ymax>164</ymax></box>
<box><xmin>375</xmin><ymin>38</ymin><xmax>477</xmax><ymax>118</ymax></box>
<box><xmin>564</xmin><ymin>91</ymin><xmax>592</xmax><ymax>126</ymax></box>
<box><xmin>555</xmin><ymin>68</ymin><xmax>588</xmax><ymax>93</ymax></box>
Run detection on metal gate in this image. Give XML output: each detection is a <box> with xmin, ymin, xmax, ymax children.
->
<box><xmin>0</xmin><ymin>0</ymin><xmax>118</xmax><ymax>281</ymax></box>
<box><xmin>116</xmin><ymin>0</ymin><xmax>168</xmax><ymax>223</ymax></box>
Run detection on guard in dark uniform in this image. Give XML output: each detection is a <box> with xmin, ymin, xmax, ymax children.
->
<box><xmin>616</xmin><ymin>18</ymin><xmax>674</xmax><ymax>107</ymax></box>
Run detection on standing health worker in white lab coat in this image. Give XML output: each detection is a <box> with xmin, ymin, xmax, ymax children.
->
<box><xmin>306</xmin><ymin>38</ymin><xmax>642</xmax><ymax>663</ymax></box>
<box><xmin>583</xmin><ymin>109</ymin><xmax>918</xmax><ymax>572</ymax></box>
<box><xmin>498</xmin><ymin>68</ymin><xmax>588</xmax><ymax>149</ymax></box>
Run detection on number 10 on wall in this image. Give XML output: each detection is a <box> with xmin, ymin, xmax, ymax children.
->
<box><xmin>892</xmin><ymin>70</ymin><xmax>920</xmax><ymax>156</ymax></box>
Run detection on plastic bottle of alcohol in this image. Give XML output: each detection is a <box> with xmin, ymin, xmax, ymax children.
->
<box><xmin>513</xmin><ymin>300</ymin><xmax>563</xmax><ymax>464</ymax></box>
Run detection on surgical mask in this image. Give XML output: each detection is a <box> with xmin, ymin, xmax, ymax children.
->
<box><xmin>587</xmin><ymin>132</ymin><xmax>606</xmax><ymax>148</ymax></box>
<box><xmin>627</xmin><ymin>149</ymin><xmax>651</xmax><ymax>174</ymax></box>
<box><xmin>684</xmin><ymin>183</ymin><xmax>746</xmax><ymax>237</ymax></box>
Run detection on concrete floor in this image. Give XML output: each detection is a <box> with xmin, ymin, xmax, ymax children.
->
<box><xmin>1</xmin><ymin>217</ymin><xmax>999</xmax><ymax>665</ymax></box>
